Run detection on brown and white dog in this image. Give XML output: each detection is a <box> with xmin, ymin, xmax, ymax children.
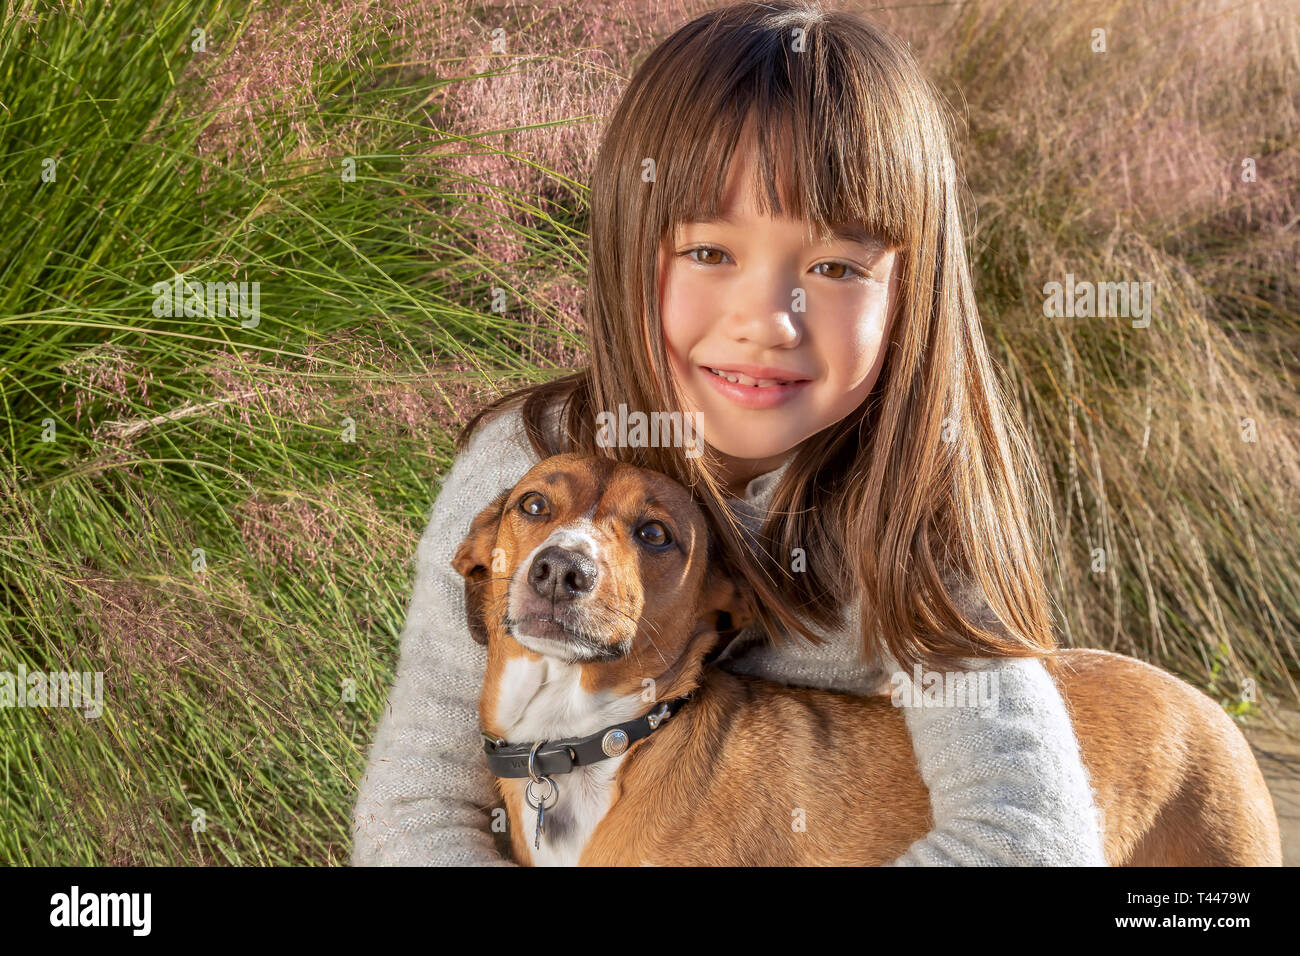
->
<box><xmin>451</xmin><ymin>453</ymin><xmax>1282</xmax><ymax>866</ymax></box>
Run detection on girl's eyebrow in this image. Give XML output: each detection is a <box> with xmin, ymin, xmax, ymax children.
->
<box><xmin>826</xmin><ymin>224</ymin><xmax>888</xmax><ymax>252</ymax></box>
<box><xmin>682</xmin><ymin>214</ymin><xmax>886</xmax><ymax>252</ymax></box>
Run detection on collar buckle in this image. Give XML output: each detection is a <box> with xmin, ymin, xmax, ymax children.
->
<box><xmin>646</xmin><ymin>702</ymin><xmax>672</xmax><ymax>730</ymax></box>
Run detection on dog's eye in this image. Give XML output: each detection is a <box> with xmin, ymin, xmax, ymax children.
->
<box><xmin>636</xmin><ymin>521</ymin><xmax>672</xmax><ymax>548</ymax></box>
<box><xmin>518</xmin><ymin>492</ymin><xmax>549</xmax><ymax>517</ymax></box>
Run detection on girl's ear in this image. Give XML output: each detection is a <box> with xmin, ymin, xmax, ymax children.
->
<box><xmin>451</xmin><ymin>489</ymin><xmax>511</xmax><ymax>646</ymax></box>
<box><xmin>698</xmin><ymin>564</ymin><xmax>756</xmax><ymax>635</ymax></box>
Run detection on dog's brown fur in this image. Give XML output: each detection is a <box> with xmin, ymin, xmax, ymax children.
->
<box><xmin>454</xmin><ymin>454</ymin><xmax>1282</xmax><ymax>866</ymax></box>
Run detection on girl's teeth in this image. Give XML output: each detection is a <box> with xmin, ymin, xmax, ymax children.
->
<box><xmin>708</xmin><ymin>367</ymin><xmax>789</xmax><ymax>387</ymax></box>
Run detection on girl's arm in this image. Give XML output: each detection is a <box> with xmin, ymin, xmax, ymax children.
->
<box><xmin>351</xmin><ymin>409</ymin><xmax>536</xmax><ymax>866</ymax></box>
<box><xmin>885</xmin><ymin>653</ymin><xmax>1108</xmax><ymax>866</ymax></box>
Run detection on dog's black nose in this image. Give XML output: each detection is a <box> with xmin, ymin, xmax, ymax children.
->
<box><xmin>529</xmin><ymin>546</ymin><xmax>597</xmax><ymax>601</ymax></box>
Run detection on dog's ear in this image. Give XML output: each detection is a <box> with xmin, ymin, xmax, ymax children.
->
<box><xmin>698</xmin><ymin>564</ymin><xmax>756</xmax><ymax>636</ymax></box>
<box><xmin>451</xmin><ymin>489</ymin><xmax>511</xmax><ymax>646</ymax></box>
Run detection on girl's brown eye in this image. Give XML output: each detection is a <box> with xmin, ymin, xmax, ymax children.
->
<box><xmin>636</xmin><ymin>521</ymin><xmax>672</xmax><ymax>548</ymax></box>
<box><xmin>814</xmin><ymin>261</ymin><xmax>862</xmax><ymax>280</ymax></box>
<box><xmin>519</xmin><ymin>492</ymin><xmax>549</xmax><ymax>516</ymax></box>
<box><xmin>684</xmin><ymin>247</ymin><xmax>726</xmax><ymax>266</ymax></box>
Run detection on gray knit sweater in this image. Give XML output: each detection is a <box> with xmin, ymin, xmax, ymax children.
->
<box><xmin>351</xmin><ymin>403</ymin><xmax>1107</xmax><ymax>866</ymax></box>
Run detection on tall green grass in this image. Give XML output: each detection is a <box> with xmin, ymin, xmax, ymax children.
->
<box><xmin>0</xmin><ymin>0</ymin><xmax>1295</xmax><ymax>864</ymax></box>
<box><xmin>0</xmin><ymin>0</ymin><xmax>587</xmax><ymax>863</ymax></box>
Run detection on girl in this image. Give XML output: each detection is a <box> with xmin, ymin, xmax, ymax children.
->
<box><xmin>352</xmin><ymin>0</ymin><xmax>1106</xmax><ymax>866</ymax></box>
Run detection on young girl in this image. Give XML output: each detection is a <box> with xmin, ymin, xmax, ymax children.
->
<box><xmin>352</xmin><ymin>1</ymin><xmax>1106</xmax><ymax>866</ymax></box>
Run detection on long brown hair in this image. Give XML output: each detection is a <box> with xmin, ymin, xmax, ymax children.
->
<box><xmin>457</xmin><ymin>1</ymin><xmax>1056</xmax><ymax>672</ymax></box>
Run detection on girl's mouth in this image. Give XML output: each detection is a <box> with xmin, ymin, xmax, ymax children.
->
<box><xmin>700</xmin><ymin>365</ymin><xmax>811</xmax><ymax>409</ymax></box>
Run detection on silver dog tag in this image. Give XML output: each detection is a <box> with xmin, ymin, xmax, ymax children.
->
<box><xmin>525</xmin><ymin>776</ymin><xmax>558</xmax><ymax>850</ymax></box>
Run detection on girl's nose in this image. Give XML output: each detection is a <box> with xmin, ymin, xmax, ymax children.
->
<box><xmin>726</xmin><ymin>293</ymin><xmax>803</xmax><ymax>349</ymax></box>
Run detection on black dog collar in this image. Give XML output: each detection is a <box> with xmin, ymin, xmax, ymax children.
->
<box><xmin>481</xmin><ymin>693</ymin><xmax>693</xmax><ymax>779</ymax></box>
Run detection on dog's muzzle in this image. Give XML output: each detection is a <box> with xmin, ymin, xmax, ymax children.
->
<box><xmin>508</xmin><ymin>545</ymin><xmax>628</xmax><ymax>660</ymax></box>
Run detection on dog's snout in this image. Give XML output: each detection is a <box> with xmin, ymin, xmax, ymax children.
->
<box><xmin>529</xmin><ymin>546</ymin><xmax>597</xmax><ymax>601</ymax></box>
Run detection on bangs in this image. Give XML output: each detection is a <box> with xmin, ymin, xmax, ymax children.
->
<box><xmin>658</xmin><ymin>19</ymin><xmax>921</xmax><ymax>253</ymax></box>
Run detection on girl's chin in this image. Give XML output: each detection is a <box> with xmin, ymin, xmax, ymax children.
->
<box><xmin>693</xmin><ymin>429</ymin><xmax>802</xmax><ymax>466</ymax></box>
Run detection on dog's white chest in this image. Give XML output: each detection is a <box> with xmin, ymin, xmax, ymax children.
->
<box><xmin>495</xmin><ymin>656</ymin><xmax>640</xmax><ymax>866</ymax></box>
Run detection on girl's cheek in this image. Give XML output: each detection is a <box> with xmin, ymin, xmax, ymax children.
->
<box><xmin>854</xmin><ymin>291</ymin><xmax>892</xmax><ymax>350</ymax></box>
<box><xmin>659</xmin><ymin>265</ymin><xmax>700</xmax><ymax>351</ymax></box>
<box><xmin>662</xmin><ymin>319</ymin><xmax>699</xmax><ymax>398</ymax></box>
<box><xmin>848</xmin><ymin>288</ymin><xmax>898</xmax><ymax>383</ymax></box>
<box><xmin>796</xmin><ymin>282</ymin><xmax>888</xmax><ymax>385</ymax></box>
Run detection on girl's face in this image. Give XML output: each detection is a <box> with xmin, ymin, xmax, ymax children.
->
<box><xmin>657</xmin><ymin>152</ymin><xmax>900</xmax><ymax>497</ymax></box>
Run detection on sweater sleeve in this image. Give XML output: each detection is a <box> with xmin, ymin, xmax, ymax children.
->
<box><xmin>884</xmin><ymin>654</ymin><xmax>1108</xmax><ymax>866</ymax></box>
<box><xmin>351</xmin><ymin>408</ymin><xmax>538</xmax><ymax>866</ymax></box>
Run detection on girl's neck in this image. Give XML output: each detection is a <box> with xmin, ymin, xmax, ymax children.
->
<box><xmin>714</xmin><ymin>447</ymin><xmax>798</xmax><ymax>499</ymax></box>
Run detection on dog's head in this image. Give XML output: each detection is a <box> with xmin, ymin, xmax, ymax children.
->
<box><xmin>451</xmin><ymin>453</ymin><xmax>753</xmax><ymax>695</ymax></box>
